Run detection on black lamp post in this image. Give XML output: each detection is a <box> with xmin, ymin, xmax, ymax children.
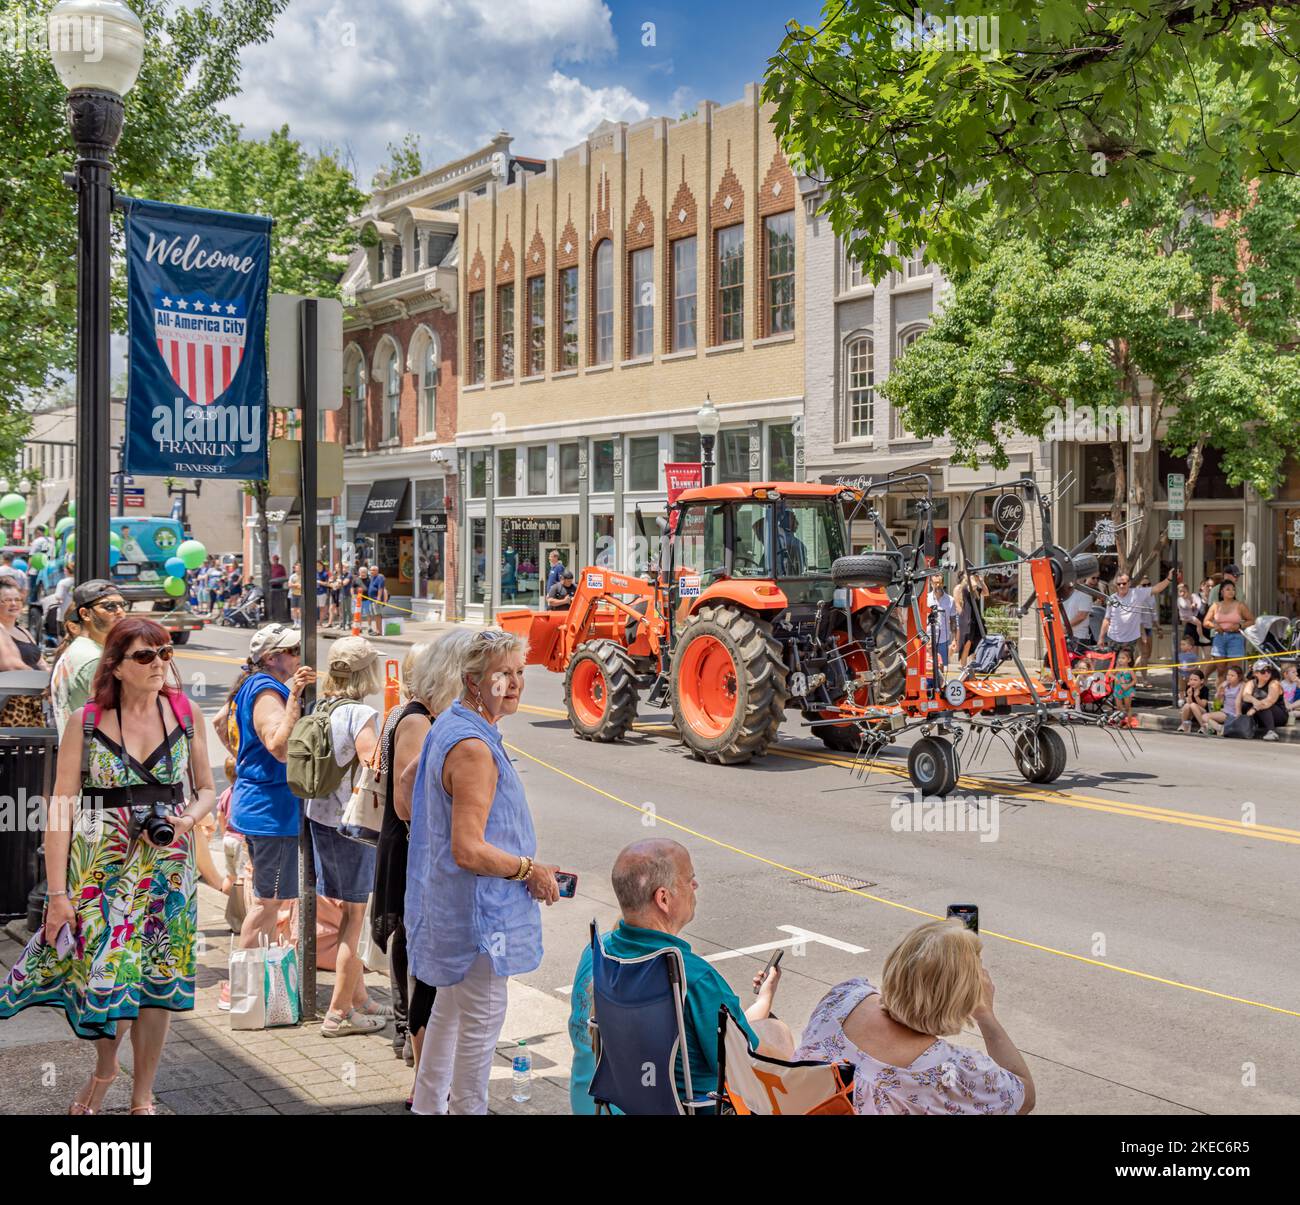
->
<box><xmin>695</xmin><ymin>394</ymin><xmax>720</xmax><ymax>487</ymax></box>
<box><xmin>49</xmin><ymin>0</ymin><xmax>146</xmax><ymax>584</ymax></box>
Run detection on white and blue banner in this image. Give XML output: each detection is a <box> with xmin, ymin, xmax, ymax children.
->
<box><xmin>123</xmin><ymin>198</ymin><xmax>271</xmax><ymax>480</ymax></box>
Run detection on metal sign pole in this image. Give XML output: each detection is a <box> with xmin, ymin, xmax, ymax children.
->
<box><xmin>298</xmin><ymin>298</ymin><xmax>319</xmax><ymax>1021</ymax></box>
<box><xmin>1171</xmin><ymin>535</ymin><xmax>1180</xmax><ymax>708</ymax></box>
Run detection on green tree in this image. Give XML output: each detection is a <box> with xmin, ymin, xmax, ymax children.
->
<box><xmin>764</xmin><ymin>1</ymin><xmax>1300</xmax><ymax>277</ymax></box>
<box><xmin>882</xmin><ymin>178</ymin><xmax>1300</xmax><ymax>576</ymax></box>
<box><xmin>0</xmin><ymin>0</ymin><xmax>289</xmax><ymax>470</ymax></box>
<box><xmin>375</xmin><ymin>132</ymin><xmax>424</xmax><ymax>186</ymax></box>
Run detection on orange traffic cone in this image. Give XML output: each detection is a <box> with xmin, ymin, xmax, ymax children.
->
<box><xmin>351</xmin><ymin>589</ymin><xmax>363</xmax><ymax>636</ymax></box>
<box><xmin>383</xmin><ymin>659</ymin><xmax>401</xmax><ymax>719</ymax></box>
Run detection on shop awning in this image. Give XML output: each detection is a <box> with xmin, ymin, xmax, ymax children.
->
<box><xmin>262</xmin><ymin>496</ymin><xmax>301</xmax><ymax>525</ymax></box>
<box><xmin>817</xmin><ymin>453</ymin><xmax>942</xmax><ymax>489</ymax></box>
<box><xmin>30</xmin><ymin>483</ymin><xmax>70</xmax><ymax>531</ymax></box>
<box><xmin>355</xmin><ymin>479</ymin><xmax>409</xmax><ymax>535</ymax></box>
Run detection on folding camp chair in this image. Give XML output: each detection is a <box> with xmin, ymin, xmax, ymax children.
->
<box><xmin>587</xmin><ymin>920</ymin><xmax>712</xmax><ymax>1115</ymax></box>
<box><xmin>713</xmin><ymin>1005</ymin><xmax>855</xmax><ymax>1116</ymax></box>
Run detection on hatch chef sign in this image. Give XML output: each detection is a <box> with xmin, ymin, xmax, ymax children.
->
<box><xmin>123</xmin><ymin>197</ymin><xmax>271</xmax><ymax>481</ymax></box>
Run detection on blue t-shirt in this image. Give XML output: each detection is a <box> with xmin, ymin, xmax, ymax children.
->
<box><xmin>546</xmin><ymin>561</ymin><xmax>565</xmax><ymax>592</ymax></box>
<box><xmin>366</xmin><ymin>573</ymin><xmax>386</xmax><ymax>600</ymax></box>
<box><xmin>568</xmin><ymin>922</ymin><xmax>758</xmax><ymax>1115</ymax></box>
<box><xmin>228</xmin><ymin>672</ymin><xmax>300</xmax><ymax>837</ymax></box>
<box><xmin>316</xmin><ymin>568</ymin><xmax>329</xmax><ymax>596</ymax></box>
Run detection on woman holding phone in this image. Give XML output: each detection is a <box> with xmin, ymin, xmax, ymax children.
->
<box><xmin>0</xmin><ymin>617</ymin><xmax>216</xmax><ymax>1115</ymax></box>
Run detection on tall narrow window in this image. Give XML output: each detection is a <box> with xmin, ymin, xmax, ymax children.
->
<box><xmin>593</xmin><ymin>240</ymin><xmax>613</xmax><ymax>364</ymax></box>
<box><xmin>902</xmin><ymin>245</ymin><xmax>927</xmax><ymax>279</ymax></box>
<box><xmin>527</xmin><ymin>446</ymin><xmax>548</xmax><ymax>495</ymax></box>
<box><xmin>349</xmin><ymin>355</ymin><xmax>365</xmax><ymax>444</ymax></box>
<box><xmin>383</xmin><ymin>348</ymin><xmax>400</xmax><ymax>442</ymax></box>
<box><xmin>527</xmin><ymin>275</ymin><xmax>546</xmax><ymax>375</ymax></box>
<box><xmin>421</xmin><ymin>338</ymin><xmax>438</xmax><ymax>434</ymax></box>
<box><xmin>591</xmin><ymin>438</ymin><xmax>614</xmax><ymax>493</ymax></box>
<box><xmin>497</xmin><ymin>283</ymin><xmax>515</xmax><ymax>378</ymax></box>
<box><xmin>764</xmin><ymin>211</ymin><xmax>795</xmax><ymax>334</ymax></box>
<box><xmin>391</xmin><ymin>244</ymin><xmax>402</xmax><ymax>279</ymax></box>
<box><xmin>469</xmin><ymin>292</ymin><xmax>485</xmax><ymax>384</ymax></box>
<box><xmin>629</xmin><ymin>247</ymin><xmax>653</xmax><ymax>359</ymax></box>
<box><xmin>845</xmin><ymin>337</ymin><xmax>874</xmax><ymax>440</ymax></box>
<box><xmin>498</xmin><ymin>448</ymin><xmax>517</xmax><ymax>498</ymax></box>
<box><xmin>891</xmin><ymin>326</ymin><xmax>927</xmax><ymax>438</ymax></box>
<box><xmin>559</xmin><ymin>442</ymin><xmax>580</xmax><ymax>493</ymax></box>
<box><xmin>716</xmin><ymin>225</ymin><xmax>744</xmax><ymax>344</ymax></box>
<box><xmin>559</xmin><ymin>267</ymin><xmax>579</xmax><ymax>368</ymax></box>
<box><xmin>671</xmin><ymin>237</ymin><xmax>697</xmax><ymax>351</ymax></box>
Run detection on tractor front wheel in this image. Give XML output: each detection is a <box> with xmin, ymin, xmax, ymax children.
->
<box><xmin>671</xmin><ymin>606</ymin><xmax>788</xmax><ymax>764</ymax></box>
<box><xmin>565</xmin><ymin>640</ymin><xmax>639</xmax><ymax>743</ymax></box>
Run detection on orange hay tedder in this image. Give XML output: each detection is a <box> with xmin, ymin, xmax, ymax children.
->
<box><xmin>499</xmin><ymin>471</ymin><xmax>1133</xmax><ymax>795</ymax></box>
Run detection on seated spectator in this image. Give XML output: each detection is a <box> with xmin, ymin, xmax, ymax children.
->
<box><xmin>1240</xmin><ymin>660</ymin><xmax>1288</xmax><ymax>742</ymax></box>
<box><xmin>1203</xmin><ymin>665</ymin><xmax>1244</xmax><ymax>735</ymax></box>
<box><xmin>546</xmin><ymin>570</ymin><xmax>576</xmax><ymax>611</ymax></box>
<box><xmin>796</xmin><ymin>919</ymin><xmax>1034</xmax><ymax>1115</ymax></box>
<box><xmin>568</xmin><ymin>839</ymin><xmax>792</xmax><ymax>1114</ymax></box>
<box><xmin>1178</xmin><ymin>669</ymin><xmax>1211</xmax><ymax>733</ymax></box>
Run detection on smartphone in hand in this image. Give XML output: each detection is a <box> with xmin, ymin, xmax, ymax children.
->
<box><xmin>754</xmin><ymin>948</ymin><xmax>784</xmax><ymax>994</ymax></box>
<box><xmin>946</xmin><ymin>904</ymin><xmax>979</xmax><ymax>933</ymax></box>
<box><xmin>554</xmin><ymin>872</ymin><xmax>578</xmax><ymax>898</ymax></box>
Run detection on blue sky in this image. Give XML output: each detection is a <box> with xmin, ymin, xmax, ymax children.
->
<box><xmin>219</xmin><ymin>0</ymin><xmax>824</xmax><ymax>184</ymax></box>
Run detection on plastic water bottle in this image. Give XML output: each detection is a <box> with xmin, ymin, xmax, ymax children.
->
<box><xmin>511</xmin><ymin>1040</ymin><xmax>532</xmax><ymax>1102</ymax></box>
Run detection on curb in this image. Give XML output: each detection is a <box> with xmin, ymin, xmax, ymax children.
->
<box><xmin>1132</xmin><ymin>711</ymin><xmax>1300</xmax><ymax>741</ymax></box>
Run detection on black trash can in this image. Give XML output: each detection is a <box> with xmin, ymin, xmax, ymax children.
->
<box><xmin>267</xmin><ymin>578</ymin><xmax>290</xmax><ymax>623</ymax></box>
<box><xmin>0</xmin><ymin>727</ymin><xmax>57</xmax><ymax>924</ymax></box>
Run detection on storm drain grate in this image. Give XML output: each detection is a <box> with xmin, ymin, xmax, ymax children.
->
<box><xmin>793</xmin><ymin>874</ymin><xmax>876</xmax><ymax>894</ymax></box>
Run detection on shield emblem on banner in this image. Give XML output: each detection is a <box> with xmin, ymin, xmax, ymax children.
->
<box><xmin>153</xmin><ymin>291</ymin><xmax>246</xmax><ymax>406</ymax></box>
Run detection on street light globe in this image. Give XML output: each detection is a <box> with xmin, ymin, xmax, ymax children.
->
<box><xmin>695</xmin><ymin>395</ymin><xmax>721</xmax><ymax>439</ymax></box>
<box><xmin>48</xmin><ymin>0</ymin><xmax>146</xmax><ymax>97</ymax></box>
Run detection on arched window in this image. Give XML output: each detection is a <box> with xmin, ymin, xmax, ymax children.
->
<box><xmin>892</xmin><ymin>325</ymin><xmax>928</xmax><ymax>438</ymax></box>
<box><xmin>420</xmin><ymin>334</ymin><xmax>439</xmax><ymax>435</ymax></box>
<box><xmin>843</xmin><ymin>335</ymin><xmax>874</xmax><ymax>441</ymax></box>
<box><xmin>384</xmin><ymin>346</ymin><xmax>401</xmax><ymax>442</ymax></box>
<box><xmin>593</xmin><ymin>240</ymin><xmax>613</xmax><ymax>364</ymax></box>
<box><xmin>347</xmin><ymin>350</ymin><xmax>366</xmax><ymax>445</ymax></box>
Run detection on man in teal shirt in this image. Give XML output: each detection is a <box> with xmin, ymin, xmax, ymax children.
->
<box><xmin>568</xmin><ymin>839</ymin><xmax>790</xmax><ymax>1114</ymax></box>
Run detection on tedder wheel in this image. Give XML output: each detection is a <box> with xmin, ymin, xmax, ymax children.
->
<box><xmin>908</xmin><ymin>736</ymin><xmax>958</xmax><ymax>797</ymax></box>
<box><xmin>171</xmin><ymin>629</ymin><xmax>191</xmax><ymax>645</ymax></box>
<box><xmin>1013</xmin><ymin>725</ymin><xmax>1067</xmax><ymax>784</ymax></box>
<box><xmin>670</xmin><ymin>606</ymin><xmax>788</xmax><ymax>765</ymax></box>
<box><xmin>810</xmin><ymin>607</ymin><xmax>908</xmax><ymax>752</ymax></box>
<box><xmin>564</xmin><ymin>639</ymin><xmax>639</xmax><ymax>743</ymax></box>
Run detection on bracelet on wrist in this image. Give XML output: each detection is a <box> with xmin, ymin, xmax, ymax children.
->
<box><xmin>47</xmin><ymin>890</ymin><xmax>69</xmax><ymax>899</ymax></box>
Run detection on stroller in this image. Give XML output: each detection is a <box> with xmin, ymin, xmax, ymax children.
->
<box><xmin>1066</xmin><ymin>639</ymin><xmax>1117</xmax><ymax>716</ymax></box>
<box><xmin>1244</xmin><ymin>615</ymin><xmax>1299</xmax><ymax>669</ymax></box>
<box><xmin>220</xmin><ymin>584</ymin><xmax>264</xmax><ymax>628</ymax></box>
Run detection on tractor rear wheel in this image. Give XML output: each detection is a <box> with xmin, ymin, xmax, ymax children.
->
<box><xmin>565</xmin><ymin>640</ymin><xmax>639</xmax><ymax>743</ymax></box>
<box><xmin>671</xmin><ymin>606</ymin><xmax>788</xmax><ymax>764</ymax></box>
<box><xmin>810</xmin><ymin>607</ymin><xmax>908</xmax><ymax>752</ymax></box>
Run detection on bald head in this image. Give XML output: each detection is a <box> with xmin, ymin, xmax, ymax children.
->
<box><xmin>611</xmin><ymin>839</ymin><xmax>696</xmax><ymax>932</ymax></box>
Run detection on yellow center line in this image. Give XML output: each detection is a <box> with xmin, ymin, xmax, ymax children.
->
<box><xmin>505</xmin><ymin>739</ymin><xmax>1300</xmax><ymax>1019</ymax></box>
<box><xmin>519</xmin><ymin>704</ymin><xmax>1300</xmax><ymax>845</ymax></box>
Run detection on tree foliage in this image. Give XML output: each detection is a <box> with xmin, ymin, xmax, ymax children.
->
<box><xmin>375</xmin><ymin>132</ymin><xmax>424</xmax><ymax>186</ymax></box>
<box><xmin>0</xmin><ymin>0</ymin><xmax>289</xmax><ymax>471</ymax></box>
<box><xmin>764</xmin><ymin>1</ymin><xmax>1300</xmax><ymax>277</ymax></box>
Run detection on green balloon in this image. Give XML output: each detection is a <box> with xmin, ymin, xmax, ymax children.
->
<box><xmin>163</xmin><ymin>575</ymin><xmax>186</xmax><ymax>597</ymax></box>
<box><xmin>67</xmin><ymin>499</ymin><xmax>76</xmax><ymax>519</ymax></box>
<box><xmin>65</xmin><ymin>533</ymin><xmax>75</xmax><ymax>552</ymax></box>
<box><xmin>0</xmin><ymin>493</ymin><xmax>24</xmax><ymax>520</ymax></box>
<box><xmin>178</xmin><ymin>539</ymin><xmax>207</xmax><ymax>571</ymax></box>
<box><xmin>55</xmin><ymin>516</ymin><xmax>74</xmax><ymax>536</ymax></box>
<box><xmin>109</xmin><ymin>531</ymin><xmax>122</xmax><ymax>550</ymax></box>
<box><xmin>30</xmin><ymin>553</ymin><xmax>46</xmax><ymax>572</ymax></box>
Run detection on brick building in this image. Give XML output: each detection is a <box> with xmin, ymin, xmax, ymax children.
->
<box><xmin>456</xmin><ymin>85</ymin><xmax>805</xmax><ymax>621</ymax></box>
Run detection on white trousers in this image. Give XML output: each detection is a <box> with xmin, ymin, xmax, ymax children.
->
<box><xmin>411</xmin><ymin>953</ymin><xmax>511</xmax><ymax>1115</ymax></box>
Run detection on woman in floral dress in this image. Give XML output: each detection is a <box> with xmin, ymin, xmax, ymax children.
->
<box><xmin>0</xmin><ymin>617</ymin><xmax>216</xmax><ymax>1115</ymax></box>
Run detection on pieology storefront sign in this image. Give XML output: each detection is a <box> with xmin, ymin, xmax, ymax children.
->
<box><xmin>356</xmin><ymin>479</ymin><xmax>409</xmax><ymax>534</ymax></box>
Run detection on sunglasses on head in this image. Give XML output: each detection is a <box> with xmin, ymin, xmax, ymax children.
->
<box><xmin>126</xmin><ymin>645</ymin><xmax>174</xmax><ymax>665</ymax></box>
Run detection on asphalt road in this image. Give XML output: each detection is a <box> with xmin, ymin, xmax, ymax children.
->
<box><xmin>179</xmin><ymin>623</ymin><xmax>1300</xmax><ymax>1116</ymax></box>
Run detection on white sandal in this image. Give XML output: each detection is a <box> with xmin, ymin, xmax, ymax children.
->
<box><xmin>321</xmin><ymin>1008</ymin><xmax>386</xmax><ymax>1037</ymax></box>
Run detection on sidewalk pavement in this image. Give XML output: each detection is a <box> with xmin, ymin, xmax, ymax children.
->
<box><xmin>0</xmin><ymin>877</ymin><xmax>575</xmax><ymax>1116</ymax></box>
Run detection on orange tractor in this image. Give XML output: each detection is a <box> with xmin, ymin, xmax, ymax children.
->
<box><xmin>498</xmin><ymin>481</ymin><xmax>908</xmax><ymax>763</ymax></box>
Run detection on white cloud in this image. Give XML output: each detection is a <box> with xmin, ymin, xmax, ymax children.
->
<box><xmin>220</xmin><ymin>0</ymin><xmax>655</xmax><ymax>179</ymax></box>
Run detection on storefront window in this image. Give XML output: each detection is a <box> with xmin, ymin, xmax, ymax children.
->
<box><xmin>627</xmin><ymin>436</ymin><xmax>659</xmax><ymax>492</ymax></box>
<box><xmin>419</xmin><ymin>525</ymin><xmax>445</xmax><ymax>601</ymax></box>
<box><xmin>718</xmin><ymin>429</ymin><xmax>749</xmax><ymax>483</ymax></box>
<box><xmin>527</xmin><ymin>446</ymin><xmax>548</xmax><ymax>495</ymax></box>
<box><xmin>470</xmin><ymin>451</ymin><xmax>486</xmax><ymax>498</ymax></box>
<box><xmin>559</xmin><ymin>443</ymin><xmax>580</xmax><ymax>494</ymax></box>
<box><xmin>1156</xmin><ymin>446</ymin><xmax>1244</xmax><ymax>500</ymax></box>
<box><xmin>593</xmin><ymin>514</ymin><xmax>616</xmax><ymax>567</ymax></box>
<box><xmin>1081</xmin><ymin>445</ymin><xmax>1116</xmax><ymax>505</ymax></box>
<box><xmin>471</xmin><ymin>518</ymin><xmax>486</xmax><ymax>605</ymax></box>
<box><xmin>498</xmin><ymin>448</ymin><xmax>517</xmax><ymax>498</ymax></box>
<box><xmin>1274</xmin><ymin>506</ymin><xmax>1300</xmax><ymax>617</ymax></box>
<box><xmin>592</xmin><ymin>439</ymin><xmax>614</xmax><ymax>493</ymax></box>
<box><xmin>768</xmin><ymin>423</ymin><xmax>794</xmax><ymax>481</ymax></box>
<box><xmin>500</xmin><ymin>517</ymin><xmax>562</xmax><ymax>609</ymax></box>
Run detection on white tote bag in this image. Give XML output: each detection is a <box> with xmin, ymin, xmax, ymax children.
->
<box><xmin>228</xmin><ymin>940</ymin><xmax>268</xmax><ymax>1031</ymax></box>
<box><xmin>339</xmin><ymin>751</ymin><xmax>385</xmax><ymax>846</ymax></box>
<box><xmin>263</xmin><ymin>940</ymin><xmax>301</xmax><ymax>1027</ymax></box>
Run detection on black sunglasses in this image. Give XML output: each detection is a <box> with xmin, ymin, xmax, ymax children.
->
<box><xmin>126</xmin><ymin>645</ymin><xmax>175</xmax><ymax>665</ymax></box>
<box><xmin>94</xmin><ymin>600</ymin><xmax>128</xmax><ymax>614</ymax></box>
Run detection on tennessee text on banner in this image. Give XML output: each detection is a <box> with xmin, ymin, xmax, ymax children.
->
<box><xmin>122</xmin><ymin>198</ymin><xmax>271</xmax><ymax>481</ymax></box>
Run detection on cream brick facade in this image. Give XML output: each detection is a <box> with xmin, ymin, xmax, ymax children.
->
<box><xmin>456</xmin><ymin>85</ymin><xmax>806</xmax><ymax>619</ymax></box>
